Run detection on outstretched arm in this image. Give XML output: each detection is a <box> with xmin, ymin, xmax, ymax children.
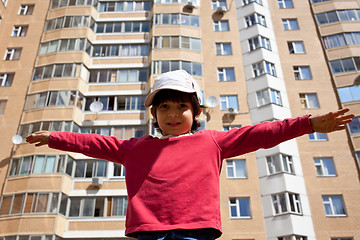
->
<box><xmin>309</xmin><ymin>108</ymin><xmax>354</xmax><ymax>133</ymax></box>
<box><xmin>26</xmin><ymin>131</ymin><xmax>50</xmax><ymax>147</ymax></box>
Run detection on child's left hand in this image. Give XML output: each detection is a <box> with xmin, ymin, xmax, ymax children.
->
<box><xmin>309</xmin><ymin>108</ymin><xmax>354</xmax><ymax>133</ymax></box>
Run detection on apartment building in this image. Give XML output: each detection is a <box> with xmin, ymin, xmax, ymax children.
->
<box><xmin>0</xmin><ymin>0</ymin><xmax>359</xmax><ymax>239</ymax></box>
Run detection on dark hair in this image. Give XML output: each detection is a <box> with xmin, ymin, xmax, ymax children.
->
<box><xmin>150</xmin><ymin>89</ymin><xmax>202</xmax><ymax>134</ymax></box>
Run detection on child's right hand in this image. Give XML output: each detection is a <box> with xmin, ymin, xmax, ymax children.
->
<box><xmin>26</xmin><ymin>131</ymin><xmax>50</xmax><ymax>147</ymax></box>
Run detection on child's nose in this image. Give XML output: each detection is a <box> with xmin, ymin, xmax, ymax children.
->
<box><xmin>168</xmin><ymin>109</ymin><xmax>179</xmax><ymax>117</ymax></box>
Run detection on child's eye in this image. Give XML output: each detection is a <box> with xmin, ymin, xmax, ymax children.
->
<box><xmin>179</xmin><ymin>103</ymin><xmax>190</xmax><ymax>108</ymax></box>
<box><xmin>159</xmin><ymin>104</ymin><xmax>168</xmax><ymax>109</ymax></box>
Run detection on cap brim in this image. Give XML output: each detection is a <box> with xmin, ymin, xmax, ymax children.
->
<box><xmin>144</xmin><ymin>87</ymin><xmax>197</xmax><ymax>107</ymax></box>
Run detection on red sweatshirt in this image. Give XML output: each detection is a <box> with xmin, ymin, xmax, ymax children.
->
<box><xmin>48</xmin><ymin>115</ymin><xmax>313</xmax><ymax>237</ymax></box>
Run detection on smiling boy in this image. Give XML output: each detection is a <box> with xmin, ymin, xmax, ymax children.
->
<box><xmin>26</xmin><ymin>70</ymin><xmax>354</xmax><ymax>240</ymax></box>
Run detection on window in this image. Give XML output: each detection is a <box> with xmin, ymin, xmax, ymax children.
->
<box><xmin>267</xmin><ymin>154</ymin><xmax>294</xmax><ymax>175</ymax></box>
<box><xmin>311</xmin><ymin>0</ymin><xmax>329</xmax><ymax>3</ymax></box>
<box><xmin>92</xmin><ymin>44</ymin><xmax>148</xmax><ymax>57</ymax></box>
<box><xmin>154</xmin><ymin>13</ymin><xmax>200</xmax><ymax>27</ymax></box>
<box><xmin>229</xmin><ymin>197</ymin><xmax>251</xmax><ymax>218</ymax></box>
<box><xmin>299</xmin><ymin>93</ymin><xmax>319</xmax><ymax>109</ymax></box>
<box><xmin>282</xmin><ymin>19</ymin><xmax>299</xmax><ymax>30</ymax></box>
<box><xmin>11</xmin><ymin>25</ymin><xmax>28</xmax><ymax>37</ymax></box>
<box><xmin>89</xmin><ymin>69</ymin><xmax>148</xmax><ymax>83</ymax></box>
<box><xmin>223</xmin><ymin>125</ymin><xmax>241</xmax><ymax>131</ymax></box>
<box><xmin>0</xmin><ymin>192</ymin><xmax>62</xmax><ymax>216</ymax></box>
<box><xmin>113</xmin><ymin>163</ymin><xmax>125</xmax><ymax>177</ymax></box>
<box><xmin>288</xmin><ymin>41</ymin><xmax>305</xmax><ymax>54</ymax></box>
<box><xmin>96</xmin><ymin>21</ymin><xmax>150</xmax><ymax>33</ymax></box>
<box><xmin>226</xmin><ymin>160</ymin><xmax>247</xmax><ymax>178</ymax></box>
<box><xmin>315</xmin><ymin>9</ymin><xmax>360</xmax><ymax>25</ymax></box>
<box><xmin>314</xmin><ymin>157</ymin><xmax>336</xmax><ymax>176</ymax></box>
<box><xmin>308</xmin><ymin>132</ymin><xmax>328</xmax><ymax>141</ymax></box>
<box><xmin>153</xmin><ymin>36</ymin><xmax>201</xmax><ymax>51</ymax></box>
<box><xmin>19</xmin><ymin>4</ymin><xmax>34</xmax><ymax>15</ymax></box>
<box><xmin>74</xmin><ymin>160</ymin><xmax>107</xmax><ymax>178</ymax></box>
<box><xmin>218</xmin><ymin>68</ymin><xmax>235</xmax><ymax>81</ymax></box>
<box><xmin>25</xmin><ymin>91</ymin><xmax>84</xmax><ymax>110</ymax></box>
<box><xmin>33</xmin><ymin>63</ymin><xmax>83</xmax><ymax>81</ymax></box>
<box><xmin>329</xmin><ymin>57</ymin><xmax>360</xmax><ymax>74</ymax></box>
<box><xmin>272</xmin><ymin>192</ymin><xmax>302</xmax><ymax>215</ymax></box>
<box><xmin>337</xmin><ymin>85</ymin><xmax>360</xmax><ymax>103</ymax></box>
<box><xmin>152</xmin><ymin>60</ymin><xmax>202</xmax><ymax>76</ymax></box>
<box><xmin>278</xmin><ymin>235</ymin><xmax>308</xmax><ymax>240</ymax></box>
<box><xmin>257</xmin><ymin>88</ymin><xmax>282</xmax><ymax>106</ymax></box>
<box><xmin>84</xmin><ymin>96</ymin><xmax>146</xmax><ymax>111</ymax></box>
<box><xmin>216</xmin><ymin>43</ymin><xmax>232</xmax><ymax>55</ymax></box>
<box><xmin>220</xmin><ymin>95</ymin><xmax>239</xmax><ymax>111</ymax></box>
<box><xmin>322</xmin><ymin>195</ymin><xmax>346</xmax><ymax>216</ymax></box>
<box><xmin>99</xmin><ymin>1</ymin><xmax>151</xmax><ymax>12</ymax></box>
<box><xmin>323</xmin><ymin>32</ymin><xmax>360</xmax><ymax>49</ymax></box>
<box><xmin>293</xmin><ymin>66</ymin><xmax>312</xmax><ymax>80</ymax></box>
<box><xmin>252</xmin><ymin>61</ymin><xmax>276</xmax><ymax>77</ymax></box>
<box><xmin>214</xmin><ymin>20</ymin><xmax>229</xmax><ymax>31</ymax></box>
<box><xmin>331</xmin><ymin>238</ymin><xmax>353</xmax><ymax>240</ymax></box>
<box><xmin>212</xmin><ymin>0</ymin><xmax>227</xmax><ymax>10</ymax></box>
<box><xmin>9</xmin><ymin>155</ymin><xmax>70</xmax><ymax>176</ymax></box>
<box><xmin>245</xmin><ymin>13</ymin><xmax>266</xmax><ymax>27</ymax></box>
<box><xmin>248</xmin><ymin>35</ymin><xmax>271</xmax><ymax>51</ymax></box>
<box><xmin>0</xmin><ymin>73</ymin><xmax>14</xmax><ymax>86</ymax></box>
<box><xmin>4</xmin><ymin>48</ymin><xmax>22</xmax><ymax>60</ymax></box>
<box><xmin>45</xmin><ymin>16</ymin><xmax>95</xmax><ymax>32</ymax></box>
<box><xmin>278</xmin><ymin>0</ymin><xmax>293</xmax><ymax>8</ymax></box>
<box><xmin>243</xmin><ymin>0</ymin><xmax>262</xmax><ymax>6</ymax></box>
<box><xmin>0</xmin><ymin>100</ymin><xmax>7</xmax><ymax>115</ymax></box>
<box><xmin>348</xmin><ymin>116</ymin><xmax>360</xmax><ymax>135</ymax></box>
<box><xmin>50</xmin><ymin>0</ymin><xmax>98</xmax><ymax>9</ymax></box>
<box><xmin>110</xmin><ymin>196</ymin><xmax>128</xmax><ymax>216</ymax></box>
<box><xmin>39</xmin><ymin>38</ymin><xmax>92</xmax><ymax>55</ymax></box>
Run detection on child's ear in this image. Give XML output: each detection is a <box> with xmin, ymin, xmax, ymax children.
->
<box><xmin>194</xmin><ymin>107</ymin><xmax>203</xmax><ymax>121</ymax></box>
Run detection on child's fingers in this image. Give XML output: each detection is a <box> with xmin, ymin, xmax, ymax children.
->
<box><xmin>333</xmin><ymin>108</ymin><xmax>350</xmax><ymax>117</ymax></box>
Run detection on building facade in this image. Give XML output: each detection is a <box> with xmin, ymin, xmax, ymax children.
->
<box><xmin>0</xmin><ymin>0</ymin><xmax>359</xmax><ymax>239</ymax></box>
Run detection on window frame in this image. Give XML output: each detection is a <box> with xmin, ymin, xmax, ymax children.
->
<box><xmin>215</xmin><ymin>42</ymin><xmax>232</xmax><ymax>55</ymax></box>
<box><xmin>288</xmin><ymin>41</ymin><xmax>306</xmax><ymax>54</ymax></box>
<box><xmin>256</xmin><ymin>88</ymin><xmax>282</xmax><ymax>107</ymax></box>
<box><xmin>213</xmin><ymin>20</ymin><xmax>230</xmax><ymax>32</ymax></box>
<box><xmin>4</xmin><ymin>48</ymin><xmax>22</xmax><ymax>60</ymax></box>
<box><xmin>299</xmin><ymin>93</ymin><xmax>320</xmax><ymax>109</ymax></box>
<box><xmin>226</xmin><ymin>159</ymin><xmax>247</xmax><ymax>178</ymax></box>
<box><xmin>0</xmin><ymin>73</ymin><xmax>14</xmax><ymax>86</ymax></box>
<box><xmin>293</xmin><ymin>66</ymin><xmax>312</xmax><ymax>80</ymax></box>
<box><xmin>220</xmin><ymin>95</ymin><xmax>239</xmax><ymax>111</ymax></box>
<box><xmin>217</xmin><ymin>68</ymin><xmax>235</xmax><ymax>82</ymax></box>
<box><xmin>18</xmin><ymin>4</ymin><xmax>34</xmax><ymax>15</ymax></box>
<box><xmin>278</xmin><ymin>0</ymin><xmax>294</xmax><ymax>8</ymax></box>
<box><xmin>272</xmin><ymin>192</ymin><xmax>302</xmax><ymax>215</ymax></box>
<box><xmin>229</xmin><ymin>197</ymin><xmax>251</xmax><ymax>218</ymax></box>
<box><xmin>11</xmin><ymin>25</ymin><xmax>28</xmax><ymax>37</ymax></box>
<box><xmin>322</xmin><ymin>195</ymin><xmax>347</xmax><ymax>217</ymax></box>
<box><xmin>267</xmin><ymin>153</ymin><xmax>295</xmax><ymax>175</ymax></box>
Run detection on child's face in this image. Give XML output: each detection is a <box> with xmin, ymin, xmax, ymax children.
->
<box><xmin>153</xmin><ymin>101</ymin><xmax>195</xmax><ymax>136</ymax></box>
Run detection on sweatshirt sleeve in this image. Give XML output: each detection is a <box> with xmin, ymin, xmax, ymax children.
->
<box><xmin>211</xmin><ymin>115</ymin><xmax>313</xmax><ymax>159</ymax></box>
<box><xmin>48</xmin><ymin>131</ymin><xmax>127</xmax><ymax>164</ymax></box>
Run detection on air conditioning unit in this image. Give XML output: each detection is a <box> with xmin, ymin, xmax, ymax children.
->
<box><xmin>91</xmin><ymin>177</ymin><xmax>103</xmax><ymax>186</ymax></box>
<box><xmin>185</xmin><ymin>1</ymin><xmax>195</xmax><ymax>9</ymax></box>
<box><xmin>216</xmin><ymin>6</ymin><xmax>227</xmax><ymax>14</ymax></box>
<box><xmin>227</xmin><ymin>107</ymin><xmax>238</xmax><ymax>115</ymax></box>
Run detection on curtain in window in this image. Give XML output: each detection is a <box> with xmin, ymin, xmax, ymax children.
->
<box><xmin>332</xmin><ymin>196</ymin><xmax>346</xmax><ymax>215</ymax></box>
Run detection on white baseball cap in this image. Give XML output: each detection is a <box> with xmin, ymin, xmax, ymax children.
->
<box><xmin>144</xmin><ymin>70</ymin><xmax>201</xmax><ymax>107</ymax></box>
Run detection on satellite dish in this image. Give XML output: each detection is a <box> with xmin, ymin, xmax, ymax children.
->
<box><xmin>205</xmin><ymin>96</ymin><xmax>219</xmax><ymax>108</ymax></box>
<box><xmin>12</xmin><ymin>135</ymin><xmax>23</xmax><ymax>145</ymax></box>
<box><xmin>89</xmin><ymin>101</ymin><xmax>103</xmax><ymax>113</ymax></box>
<box><xmin>354</xmin><ymin>74</ymin><xmax>360</xmax><ymax>86</ymax></box>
